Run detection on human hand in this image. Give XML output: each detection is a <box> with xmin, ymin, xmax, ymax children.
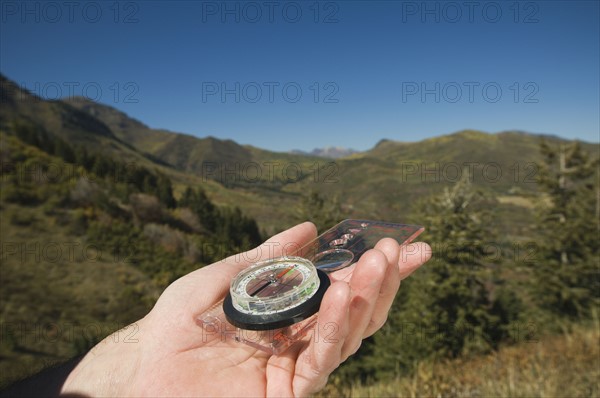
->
<box><xmin>61</xmin><ymin>221</ymin><xmax>431</xmax><ymax>397</ymax></box>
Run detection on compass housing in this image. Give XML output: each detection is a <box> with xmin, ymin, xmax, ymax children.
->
<box><xmin>224</xmin><ymin>256</ymin><xmax>330</xmax><ymax>330</ymax></box>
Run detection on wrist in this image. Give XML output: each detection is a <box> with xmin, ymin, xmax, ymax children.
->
<box><xmin>61</xmin><ymin>321</ymin><xmax>143</xmax><ymax>396</ymax></box>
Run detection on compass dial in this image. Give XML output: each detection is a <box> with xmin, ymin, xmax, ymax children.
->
<box><xmin>244</xmin><ymin>264</ymin><xmax>306</xmax><ymax>297</ymax></box>
<box><xmin>230</xmin><ymin>257</ymin><xmax>320</xmax><ymax>315</ymax></box>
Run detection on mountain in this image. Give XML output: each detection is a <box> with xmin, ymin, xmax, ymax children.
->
<box><xmin>291</xmin><ymin>146</ymin><xmax>358</xmax><ymax>159</ymax></box>
<box><xmin>2</xmin><ymin>74</ymin><xmax>598</xmax><ymax>235</ymax></box>
<box><xmin>63</xmin><ymin>97</ymin><xmax>324</xmax><ymax>173</ymax></box>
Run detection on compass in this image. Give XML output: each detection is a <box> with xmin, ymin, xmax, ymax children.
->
<box><xmin>223</xmin><ymin>256</ymin><xmax>330</xmax><ymax>330</ymax></box>
<box><xmin>218</xmin><ymin>220</ymin><xmax>425</xmax><ymax>335</ymax></box>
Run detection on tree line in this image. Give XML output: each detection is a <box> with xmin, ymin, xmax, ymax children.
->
<box><xmin>304</xmin><ymin>140</ymin><xmax>599</xmax><ymax>383</ymax></box>
<box><xmin>7</xmin><ymin>120</ymin><xmax>263</xmax><ymax>271</ymax></box>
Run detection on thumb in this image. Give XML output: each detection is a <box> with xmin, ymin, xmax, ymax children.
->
<box><xmin>159</xmin><ymin>221</ymin><xmax>319</xmax><ymax>314</ymax></box>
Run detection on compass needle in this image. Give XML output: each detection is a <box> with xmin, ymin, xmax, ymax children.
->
<box><xmin>248</xmin><ymin>281</ymin><xmax>272</xmax><ymax>297</ymax></box>
<box><xmin>224</xmin><ymin>257</ymin><xmax>329</xmax><ymax>330</ymax></box>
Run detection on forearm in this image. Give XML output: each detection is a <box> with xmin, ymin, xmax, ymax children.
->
<box><xmin>0</xmin><ymin>356</ymin><xmax>84</xmax><ymax>398</ymax></box>
<box><xmin>2</xmin><ymin>323</ymin><xmax>142</xmax><ymax>397</ymax></box>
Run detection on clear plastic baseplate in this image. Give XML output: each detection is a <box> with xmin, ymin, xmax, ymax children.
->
<box><xmin>196</xmin><ymin>219</ymin><xmax>424</xmax><ymax>355</ymax></box>
<box><xmin>197</xmin><ymin>303</ymin><xmax>318</xmax><ymax>355</ymax></box>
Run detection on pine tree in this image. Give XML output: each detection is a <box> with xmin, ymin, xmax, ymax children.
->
<box><xmin>53</xmin><ymin>139</ymin><xmax>75</xmax><ymax>163</ymax></box>
<box><xmin>368</xmin><ymin>172</ymin><xmax>501</xmax><ymax>377</ymax></box>
<box><xmin>92</xmin><ymin>155</ymin><xmax>111</xmax><ymax>178</ymax></box>
<box><xmin>533</xmin><ymin>140</ymin><xmax>599</xmax><ymax>318</ymax></box>
<box><xmin>75</xmin><ymin>146</ymin><xmax>92</xmax><ymax>169</ymax></box>
<box><xmin>294</xmin><ymin>190</ymin><xmax>342</xmax><ymax>232</ymax></box>
<box><xmin>142</xmin><ymin>174</ymin><xmax>156</xmax><ymax>194</ymax></box>
<box><xmin>179</xmin><ymin>187</ymin><xmax>195</xmax><ymax>206</ymax></box>
<box><xmin>179</xmin><ymin>187</ymin><xmax>218</xmax><ymax>232</ymax></box>
<box><xmin>156</xmin><ymin>173</ymin><xmax>176</xmax><ymax>209</ymax></box>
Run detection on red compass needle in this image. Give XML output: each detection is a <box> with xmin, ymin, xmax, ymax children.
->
<box><xmin>275</xmin><ymin>266</ymin><xmax>295</xmax><ymax>279</ymax></box>
<box><xmin>249</xmin><ymin>266</ymin><xmax>295</xmax><ymax>297</ymax></box>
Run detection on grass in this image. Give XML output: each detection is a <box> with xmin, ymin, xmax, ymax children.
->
<box><xmin>318</xmin><ymin>324</ymin><xmax>599</xmax><ymax>397</ymax></box>
<box><xmin>496</xmin><ymin>195</ymin><xmax>535</xmax><ymax>209</ymax></box>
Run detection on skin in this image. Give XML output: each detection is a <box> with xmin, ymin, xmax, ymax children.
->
<box><xmin>61</xmin><ymin>222</ymin><xmax>431</xmax><ymax>397</ymax></box>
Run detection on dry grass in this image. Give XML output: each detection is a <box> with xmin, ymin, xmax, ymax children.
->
<box><xmin>496</xmin><ymin>195</ymin><xmax>536</xmax><ymax>209</ymax></box>
<box><xmin>319</xmin><ymin>324</ymin><xmax>599</xmax><ymax>397</ymax></box>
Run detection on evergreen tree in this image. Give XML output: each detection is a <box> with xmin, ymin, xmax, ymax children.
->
<box><xmin>53</xmin><ymin>139</ymin><xmax>75</xmax><ymax>163</ymax></box>
<box><xmin>75</xmin><ymin>146</ymin><xmax>92</xmax><ymax>169</ymax></box>
<box><xmin>179</xmin><ymin>187</ymin><xmax>195</xmax><ymax>206</ymax></box>
<box><xmin>92</xmin><ymin>155</ymin><xmax>111</xmax><ymax>178</ymax></box>
<box><xmin>533</xmin><ymin>140</ymin><xmax>599</xmax><ymax>318</ymax></box>
<box><xmin>156</xmin><ymin>173</ymin><xmax>176</xmax><ymax>209</ymax></box>
<box><xmin>179</xmin><ymin>187</ymin><xmax>218</xmax><ymax>232</ymax></box>
<box><xmin>142</xmin><ymin>174</ymin><xmax>156</xmax><ymax>194</ymax></box>
<box><xmin>369</xmin><ymin>172</ymin><xmax>501</xmax><ymax>377</ymax></box>
<box><xmin>217</xmin><ymin>206</ymin><xmax>262</xmax><ymax>250</ymax></box>
<box><xmin>15</xmin><ymin>122</ymin><xmax>39</xmax><ymax>147</ymax></box>
<box><xmin>294</xmin><ymin>190</ymin><xmax>343</xmax><ymax>232</ymax></box>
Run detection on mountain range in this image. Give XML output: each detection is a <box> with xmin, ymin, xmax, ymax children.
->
<box><xmin>290</xmin><ymin>146</ymin><xmax>358</xmax><ymax>158</ymax></box>
<box><xmin>1</xmin><ymin>74</ymin><xmax>598</xmax><ymax>235</ymax></box>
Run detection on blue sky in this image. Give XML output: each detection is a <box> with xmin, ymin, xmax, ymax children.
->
<box><xmin>1</xmin><ymin>0</ymin><xmax>599</xmax><ymax>152</ymax></box>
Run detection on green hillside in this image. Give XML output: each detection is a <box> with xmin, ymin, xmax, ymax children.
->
<box><xmin>0</xmin><ymin>128</ymin><xmax>262</xmax><ymax>388</ymax></box>
<box><xmin>64</xmin><ymin>96</ymin><xmax>324</xmax><ymax>171</ymax></box>
<box><xmin>1</xmin><ymin>74</ymin><xmax>598</xmax><ymax>392</ymax></box>
<box><xmin>62</xmin><ymin>90</ymin><xmax>599</xmax><ymax>238</ymax></box>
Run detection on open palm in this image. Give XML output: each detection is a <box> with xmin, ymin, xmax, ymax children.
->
<box><xmin>62</xmin><ymin>222</ymin><xmax>431</xmax><ymax>397</ymax></box>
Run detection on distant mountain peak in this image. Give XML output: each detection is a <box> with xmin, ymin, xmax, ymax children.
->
<box><xmin>290</xmin><ymin>146</ymin><xmax>358</xmax><ymax>159</ymax></box>
<box><xmin>374</xmin><ymin>139</ymin><xmax>392</xmax><ymax>148</ymax></box>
